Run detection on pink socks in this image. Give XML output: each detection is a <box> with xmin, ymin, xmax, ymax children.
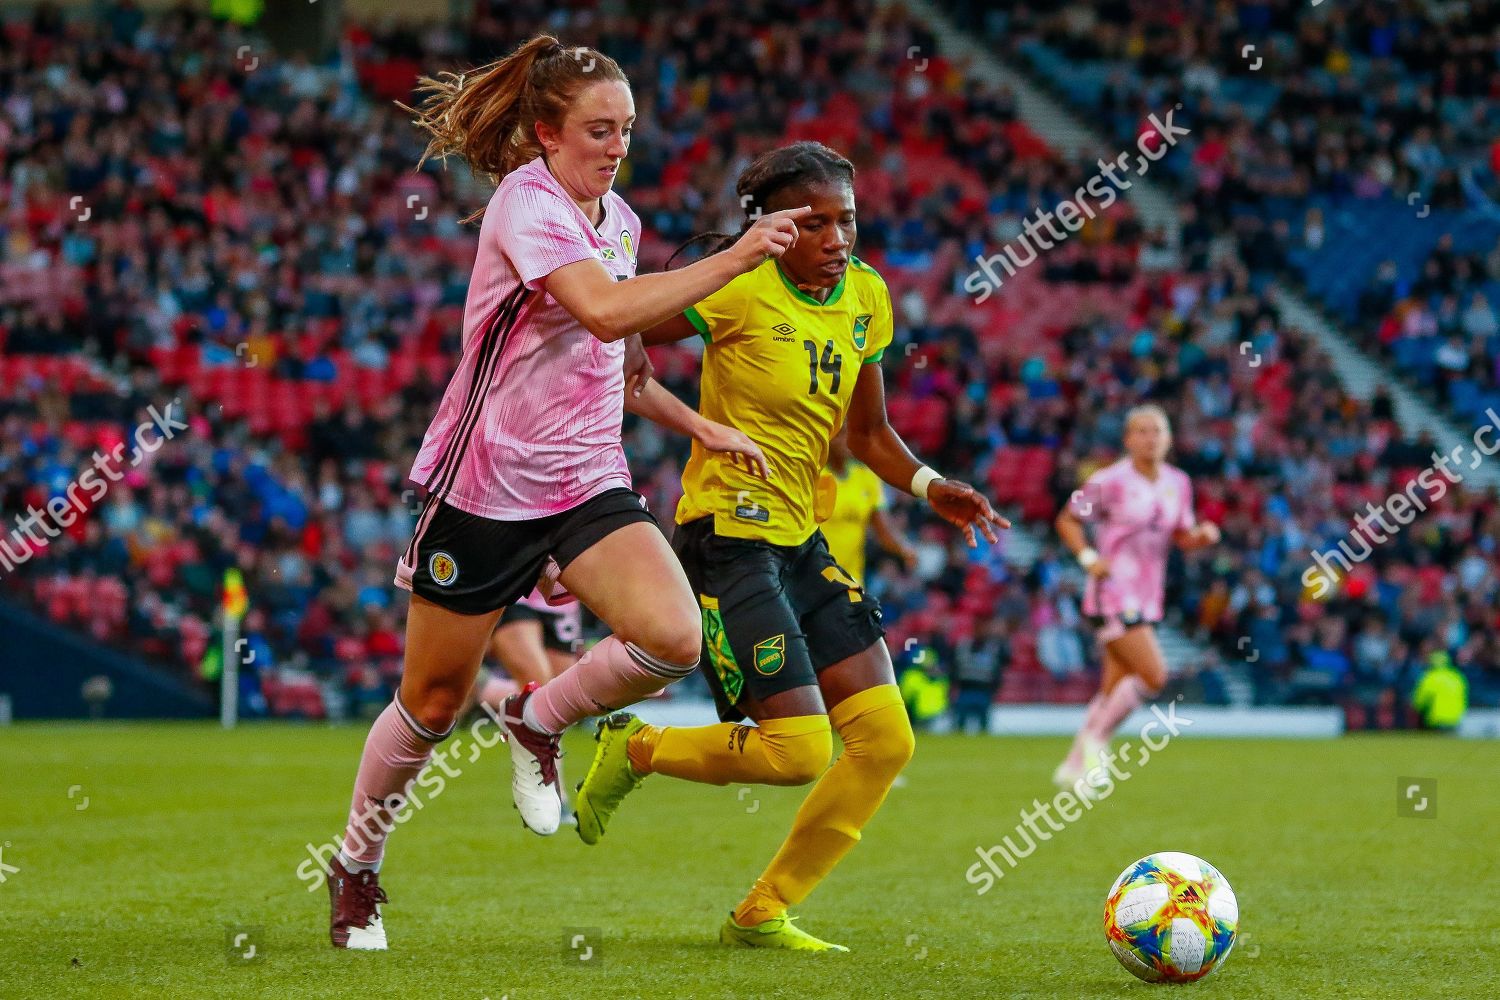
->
<box><xmin>1089</xmin><ymin>674</ymin><xmax>1149</xmax><ymax>744</ymax></box>
<box><xmin>338</xmin><ymin>698</ymin><xmax>446</xmax><ymax>868</ymax></box>
<box><xmin>476</xmin><ymin>674</ymin><xmax>520</xmax><ymax>713</ymax></box>
<box><xmin>522</xmin><ymin>635</ymin><xmax>696</xmax><ymax>734</ymax></box>
<box><xmin>1065</xmin><ymin>694</ymin><xmax>1108</xmax><ymax>769</ymax></box>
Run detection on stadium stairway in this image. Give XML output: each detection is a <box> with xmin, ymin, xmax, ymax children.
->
<box><xmin>895</xmin><ymin>0</ymin><xmax>1183</xmax><ymax>247</ymax></box>
<box><xmin>895</xmin><ymin>0</ymin><xmax>1500</xmax><ymax>493</ymax></box>
<box><xmin>892</xmin><ymin>0</ymin><xmax>1281</xmax><ymax>705</ymax></box>
<box><xmin>1271</xmin><ymin>293</ymin><xmax>1500</xmax><ymax>490</ymax></box>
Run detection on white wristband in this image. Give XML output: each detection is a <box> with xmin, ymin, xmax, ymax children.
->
<box><xmin>1077</xmin><ymin>547</ymin><xmax>1099</xmax><ymax>569</ymax></box>
<box><xmin>911</xmin><ymin>466</ymin><xmax>942</xmax><ymax>500</ymax></box>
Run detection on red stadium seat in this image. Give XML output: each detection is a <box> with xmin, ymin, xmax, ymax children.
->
<box><xmin>388</xmin><ymin>352</ymin><xmax>419</xmax><ymax>390</ymax></box>
<box><xmin>354</xmin><ymin>366</ymin><xmax>386</xmax><ymax>407</ymax></box>
<box><xmin>1058</xmin><ymin>675</ymin><xmax>1095</xmax><ymax>704</ymax></box>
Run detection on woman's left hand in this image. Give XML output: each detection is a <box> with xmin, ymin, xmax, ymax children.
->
<box><xmin>697</xmin><ymin>421</ymin><xmax>773</xmax><ymax>479</ymax></box>
<box><xmin>927</xmin><ymin>479</ymin><xmax>1010</xmax><ymax>547</ymax></box>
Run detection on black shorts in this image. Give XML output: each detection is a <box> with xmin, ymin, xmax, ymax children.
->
<box><xmin>1089</xmin><ymin>611</ymin><xmax>1161</xmax><ymax>645</ymax></box>
<box><xmin>501</xmin><ymin>603</ymin><xmax>582</xmax><ymax>655</ymax></box>
<box><xmin>396</xmin><ymin>487</ymin><xmax>657</xmax><ymax>616</ymax></box>
<box><xmin>672</xmin><ymin>516</ymin><xmax>885</xmax><ymax>723</ymax></box>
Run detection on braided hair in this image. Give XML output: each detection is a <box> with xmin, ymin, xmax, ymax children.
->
<box><xmin>666</xmin><ymin>141</ymin><xmax>855</xmax><ymax>269</ymax></box>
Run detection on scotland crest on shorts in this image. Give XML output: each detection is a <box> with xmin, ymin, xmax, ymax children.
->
<box><xmin>428</xmin><ymin>551</ymin><xmax>458</xmax><ymax>587</ymax></box>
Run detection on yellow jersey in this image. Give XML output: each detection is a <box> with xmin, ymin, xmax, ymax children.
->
<box><xmin>821</xmin><ymin>461</ymin><xmax>887</xmax><ymax>583</ymax></box>
<box><xmin>676</xmin><ymin>256</ymin><xmax>894</xmax><ymax>546</ymax></box>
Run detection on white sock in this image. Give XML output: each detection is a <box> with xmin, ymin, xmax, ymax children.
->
<box><xmin>338</xmin><ymin>850</ymin><xmax>380</xmax><ymax>875</ymax></box>
<box><xmin>521</xmin><ymin>695</ymin><xmax>558</xmax><ymax>736</ymax></box>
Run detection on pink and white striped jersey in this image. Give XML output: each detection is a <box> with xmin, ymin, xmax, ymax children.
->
<box><xmin>409</xmin><ymin>157</ymin><xmax>641</xmax><ymax>520</ymax></box>
<box><xmin>1068</xmin><ymin>458</ymin><xmax>1195</xmax><ymax>622</ymax></box>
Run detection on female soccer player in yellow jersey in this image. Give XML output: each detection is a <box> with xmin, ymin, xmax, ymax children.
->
<box><xmin>572</xmin><ymin>141</ymin><xmax>1008</xmax><ymax>952</ymax></box>
<box><xmin>821</xmin><ymin>424</ymin><xmax>918</xmax><ymax>584</ymax></box>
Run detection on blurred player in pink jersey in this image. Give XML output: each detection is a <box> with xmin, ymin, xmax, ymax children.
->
<box><xmin>1053</xmin><ymin>405</ymin><xmax>1220</xmax><ymax>795</ymax></box>
<box><xmin>466</xmin><ymin>588</ymin><xmax>582</xmax><ymax>712</ymax></box>
<box><xmin>325</xmin><ymin>34</ymin><xmax>805</xmax><ymax>951</ymax></box>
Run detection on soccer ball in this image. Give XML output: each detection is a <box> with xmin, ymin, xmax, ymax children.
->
<box><xmin>1103</xmin><ymin>852</ymin><xmax>1239</xmax><ymax>983</ymax></box>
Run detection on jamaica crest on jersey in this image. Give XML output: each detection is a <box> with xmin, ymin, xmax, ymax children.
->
<box><xmin>595</xmin><ymin>230</ymin><xmax>635</xmax><ymax>278</ymax></box>
<box><xmin>852</xmin><ymin>313</ymin><xmax>872</xmax><ymax>351</ymax></box>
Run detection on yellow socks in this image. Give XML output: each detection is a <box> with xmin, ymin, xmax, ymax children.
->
<box><xmin>627</xmin><ymin>715</ymin><xmax>832</xmax><ymax>787</ymax></box>
<box><xmin>619</xmin><ymin>685</ymin><xmax>915</xmax><ymax>927</ymax></box>
<box><xmin>733</xmin><ymin>684</ymin><xmax>913</xmax><ymax>926</ymax></box>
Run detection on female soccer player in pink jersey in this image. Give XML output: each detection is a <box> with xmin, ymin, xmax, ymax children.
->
<box><xmin>465</xmin><ymin>588</ymin><xmax>580</xmax><ymax>711</ymax></box>
<box><xmin>325</xmin><ymin>35</ymin><xmax>805</xmax><ymax>951</ymax></box>
<box><xmin>1053</xmin><ymin>405</ymin><xmax>1220</xmax><ymax>794</ymax></box>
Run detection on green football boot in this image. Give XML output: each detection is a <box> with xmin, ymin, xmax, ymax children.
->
<box><xmin>719</xmin><ymin>913</ymin><xmax>849</xmax><ymax>953</ymax></box>
<box><xmin>574</xmin><ymin>712</ymin><xmax>648</xmax><ymax>845</ymax></box>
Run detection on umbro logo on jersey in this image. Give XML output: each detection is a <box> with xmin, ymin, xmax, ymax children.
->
<box><xmin>772</xmin><ymin>322</ymin><xmax>796</xmax><ymax>342</ymax></box>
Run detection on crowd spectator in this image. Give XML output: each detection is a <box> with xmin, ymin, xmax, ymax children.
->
<box><xmin>3</xmin><ymin>0</ymin><xmax>1500</xmax><ymax>730</ymax></box>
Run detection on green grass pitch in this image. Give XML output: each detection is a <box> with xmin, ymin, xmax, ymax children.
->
<box><xmin>2</xmin><ymin>722</ymin><xmax>1497</xmax><ymax>998</ymax></box>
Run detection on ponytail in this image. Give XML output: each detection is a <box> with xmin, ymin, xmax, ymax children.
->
<box><xmin>400</xmin><ymin>34</ymin><xmax>627</xmax><ymax>219</ymax></box>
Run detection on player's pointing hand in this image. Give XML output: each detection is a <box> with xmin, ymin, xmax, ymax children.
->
<box><xmin>731</xmin><ymin>206</ymin><xmax>812</xmax><ymax>273</ymax></box>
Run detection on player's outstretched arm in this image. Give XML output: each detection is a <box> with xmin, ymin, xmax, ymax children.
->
<box><xmin>543</xmin><ymin>207</ymin><xmax>811</xmax><ymax>343</ymax></box>
<box><xmin>845</xmin><ymin>363</ymin><xmax>1008</xmax><ymax>547</ymax></box>
<box><xmin>1172</xmin><ymin>522</ymin><xmax>1221</xmax><ymax>550</ymax></box>
<box><xmin>639</xmin><ymin>313</ymin><xmax>701</xmax><ymax>347</ymax></box>
<box><xmin>624</xmin><ymin>379</ymin><xmax>772</xmax><ymax>479</ymax></box>
<box><xmin>870</xmin><ymin>508</ymin><xmax>919</xmax><ymax>571</ymax></box>
<box><xmin>1057</xmin><ymin>506</ymin><xmax>1109</xmax><ymax>578</ymax></box>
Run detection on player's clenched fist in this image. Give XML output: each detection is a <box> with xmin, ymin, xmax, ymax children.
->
<box><xmin>730</xmin><ymin>206</ymin><xmax>811</xmax><ymax>271</ymax></box>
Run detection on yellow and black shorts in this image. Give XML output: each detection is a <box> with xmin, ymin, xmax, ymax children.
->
<box><xmin>671</xmin><ymin>516</ymin><xmax>885</xmax><ymax>723</ymax></box>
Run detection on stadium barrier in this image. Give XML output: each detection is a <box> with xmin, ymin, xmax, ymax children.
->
<box><xmin>1457</xmin><ymin>711</ymin><xmax>1500</xmax><ymax>739</ymax></box>
<box><xmin>0</xmin><ymin>599</ymin><xmax>213</xmax><ymax>719</ymax></box>
<box><xmin>632</xmin><ymin>698</ymin><xmax>1347</xmax><ymax>738</ymax></box>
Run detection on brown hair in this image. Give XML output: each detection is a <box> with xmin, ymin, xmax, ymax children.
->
<box><xmin>400</xmin><ymin>35</ymin><xmax>627</xmax><ymax>216</ymax></box>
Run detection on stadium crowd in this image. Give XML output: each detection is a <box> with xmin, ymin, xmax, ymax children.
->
<box><xmin>963</xmin><ymin>0</ymin><xmax>1500</xmax><ymax>719</ymax></box>
<box><xmin>1361</xmin><ymin>234</ymin><xmax>1500</xmax><ymax>428</ymax></box>
<box><xmin>962</xmin><ymin>0</ymin><xmax>1500</xmax><ymax>204</ymax></box>
<box><xmin>3</xmin><ymin>0</ymin><xmax>1498</xmax><ymax>726</ymax></box>
<box><xmin>950</xmin><ymin>0</ymin><xmax>1500</xmax><ymax>423</ymax></box>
